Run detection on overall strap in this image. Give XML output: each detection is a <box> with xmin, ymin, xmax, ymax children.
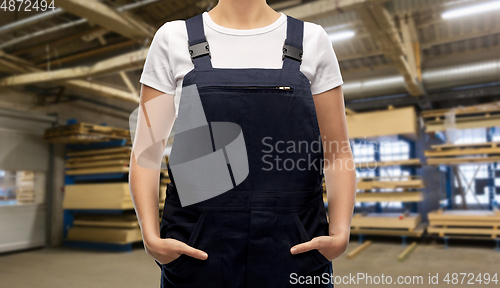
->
<box><xmin>282</xmin><ymin>15</ymin><xmax>304</xmax><ymax>71</ymax></box>
<box><xmin>185</xmin><ymin>14</ymin><xmax>212</xmax><ymax>69</ymax></box>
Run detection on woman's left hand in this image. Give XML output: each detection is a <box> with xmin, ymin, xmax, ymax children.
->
<box><xmin>290</xmin><ymin>232</ymin><xmax>350</xmax><ymax>261</ymax></box>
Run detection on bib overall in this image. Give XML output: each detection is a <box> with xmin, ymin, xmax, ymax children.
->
<box><xmin>158</xmin><ymin>13</ymin><xmax>333</xmax><ymax>288</ymax></box>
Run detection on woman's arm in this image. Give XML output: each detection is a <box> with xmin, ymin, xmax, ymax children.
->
<box><xmin>129</xmin><ymin>84</ymin><xmax>208</xmax><ymax>264</ymax></box>
<box><xmin>291</xmin><ymin>85</ymin><xmax>357</xmax><ymax>260</ymax></box>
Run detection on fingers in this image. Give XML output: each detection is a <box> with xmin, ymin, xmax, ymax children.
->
<box><xmin>290</xmin><ymin>237</ymin><xmax>325</xmax><ymax>255</ymax></box>
<box><xmin>177</xmin><ymin>242</ymin><xmax>208</xmax><ymax>260</ymax></box>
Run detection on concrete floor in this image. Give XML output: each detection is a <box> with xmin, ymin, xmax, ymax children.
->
<box><xmin>1</xmin><ymin>240</ymin><xmax>499</xmax><ymax>288</ymax></box>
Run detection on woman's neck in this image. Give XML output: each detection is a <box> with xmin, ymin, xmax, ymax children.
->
<box><xmin>207</xmin><ymin>0</ymin><xmax>281</xmax><ymax>30</ymax></box>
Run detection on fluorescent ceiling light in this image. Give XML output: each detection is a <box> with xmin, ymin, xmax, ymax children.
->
<box><xmin>328</xmin><ymin>31</ymin><xmax>355</xmax><ymax>42</ymax></box>
<box><xmin>442</xmin><ymin>1</ymin><xmax>500</xmax><ymax>19</ymax></box>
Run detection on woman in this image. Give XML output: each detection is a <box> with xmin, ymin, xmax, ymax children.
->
<box><xmin>129</xmin><ymin>1</ymin><xmax>356</xmax><ymax>287</ymax></box>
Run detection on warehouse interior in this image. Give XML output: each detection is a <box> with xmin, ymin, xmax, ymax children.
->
<box><xmin>0</xmin><ymin>0</ymin><xmax>500</xmax><ymax>287</ymax></box>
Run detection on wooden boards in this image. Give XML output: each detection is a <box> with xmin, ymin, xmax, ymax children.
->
<box><xmin>346</xmin><ymin>241</ymin><xmax>372</xmax><ymax>259</ymax></box>
<box><xmin>355</xmin><ymin>192</ymin><xmax>423</xmax><ymax>203</ymax></box>
<box><xmin>355</xmin><ymin>158</ymin><xmax>421</xmax><ymax>169</ymax></box>
<box><xmin>425</xmin><ymin>142</ymin><xmax>500</xmax><ymax>165</ymax></box>
<box><xmin>350</xmin><ymin>223</ymin><xmax>426</xmax><ymax>237</ymax></box>
<box><xmin>63</xmin><ymin>183</ymin><xmax>133</xmax><ymax>209</ymax></box>
<box><xmin>65</xmin><ymin>146</ymin><xmax>131</xmax><ymax>175</ymax></box>
<box><xmin>15</xmin><ymin>171</ymin><xmax>35</xmax><ymax>204</ymax></box>
<box><xmin>67</xmin><ymin>226</ymin><xmax>142</xmax><ymax>244</ymax></box>
<box><xmin>427</xmin><ymin>209</ymin><xmax>500</xmax><ymax>238</ymax></box>
<box><xmin>351</xmin><ymin>213</ymin><xmax>421</xmax><ymax>231</ymax></box>
<box><xmin>43</xmin><ymin>122</ymin><xmax>131</xmax><ymax>144</ymax></box>
<box><xmin>422</xmin><ymin>101</ymin><xmax>500</xmax><ymax>132</ymax></box>
<box><xmin>64</xmin><ymin>182</ymin><xmax>166</xmax><ymax>210</ymax></box>
<box><xmin>67</xmin><ymin>213</ymin><xmax>143</xmax><ymax>244</ymax></box>
<box><xmin>346</xmin><ymin>106</ymin><xmax>418</xmax><ymax>139</ymax></box>
<box><xmin>398</xmin><ymin>242</ymin><xmax>417</xmax><ymax>262</ymax></box>
<box><xmin>356</xmin><ymin>176</ymin><xmax>424</xmax><ymax>191</ymax></box>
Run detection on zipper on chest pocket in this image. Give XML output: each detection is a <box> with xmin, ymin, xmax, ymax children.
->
<box><xmin>198</xmin><ymin>85</ymin><xmax>294</xmax><ymax>91</ymax></box>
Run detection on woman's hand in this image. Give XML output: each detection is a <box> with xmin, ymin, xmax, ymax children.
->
<box><xmin>290</xmin><ymin>232</ymin><xmax>349</xmax><ymax>261</ymax></box>
<box><xmin>144</xmin><ymin>236</ymin><xmax>208</xmax><ymax>265</ymax></box>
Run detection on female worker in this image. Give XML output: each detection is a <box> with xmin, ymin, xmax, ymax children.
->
<box><xmin>129</xmin><ymin>0</ymin><xmax>356</xmax><ymax>287</ymax></box>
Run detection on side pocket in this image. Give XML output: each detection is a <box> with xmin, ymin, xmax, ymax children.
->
<box><xmin>292</xmin><ymin>213</ymin><xmax>331</xmax><ymax>265</ymax></box>
<box><xmin>163</xmin><ymin>211</ymin><xmax>208</xmax><ymax>269</ymax></box>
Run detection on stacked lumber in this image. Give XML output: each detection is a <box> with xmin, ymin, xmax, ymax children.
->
<box><xmin>422</xmin><ymin>101</ymin><xmax>500</xmax><ymax>132</ymax></box>
<box><xmin>350</xmin><ymin>213</ymin><xmax>426</xmax><ymax>237</ymax></box>
<box><xmin>63</xmin><ymin>182</ymin><xmax>166</xmax><ymax>210</ymax></box>
<box><xmin>65</xmin><ymin>146</ymin><xmax>131</xmax><ymax>175</ymax></box>
<box><xmin>355</xmin><ymin>158</ymin><xmax>421</xmax><ymax>169</ymax></box>
<box><xmin>355</xmin><ymin>191</ymin><xmax>423</xmax><ymax>203</ymax></box>
<box><xmin>427</xmin><ymin>209</ymin><xmax>500</xmax><ymax>238</ymax></box>
<box><xmin>15</xmin><ymin>171</ymin><xmax>35</xmax><ymax>204</ymax></box>
<box><xmin>43</xmin><ymin>122</ymin><xmax>130</xmax><ymax>144</ymax></box>
<box><xmin>425</xmin><ymin>142</ymin><xmax>500</xmax><ymax>165</ymax></box>
<box><xmin>67</xmin><ymin>214</ymin><xmax>142</xmax><ymax>244</ymax></box>
<box><xmin>355</xmin><ymin>176</ymin><xmax>424</xmax><ymax>203</ymax></box>
<box><xmin>356</xmin><ymin>175</ymin><xmax>424</xmax><ymax>190</ymax></box>
<box><xmin>346</xmin><ymin>106</ymin><xmax>418</xmax><ymax>140</ymax></box>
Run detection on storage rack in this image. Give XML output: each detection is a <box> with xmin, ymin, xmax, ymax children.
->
<box><xmin>60</xmin><ymin>120</ymin><xmax>167</xmax><ymax>252</ymax></box>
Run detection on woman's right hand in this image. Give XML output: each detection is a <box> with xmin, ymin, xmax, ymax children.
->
<box><xmin>144</xmin><ymin>236</ymin><xmax>208</xmax><ymax>265</ymax></box>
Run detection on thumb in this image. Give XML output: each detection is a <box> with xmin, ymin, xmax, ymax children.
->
<box><xmin>177</xmin><ymin>242</ymin><xmax>208</xmax><ymax>260</ymax></box>
<box><xmin>291</xmin><ymin>240</ymin><xmax>317</xmax><ymax>255</ymax></box>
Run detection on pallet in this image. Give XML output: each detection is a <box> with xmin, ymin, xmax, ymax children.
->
<box><xmin>351</xmin><ymin>213</ymin><xmax>421</xmax><ymax>231</ymax></box>
<box><xmin>355</xmin><ymin>191</ymin><xmax>423</xmax><ymax>203</ymax></box>
<box><xmin>355</xmin><ymin>158</ymin><xmax>421</xmax><ymax>169</ymax></box>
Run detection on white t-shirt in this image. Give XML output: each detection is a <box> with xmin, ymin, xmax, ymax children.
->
<box><xmin>139</xmin><ymin>12</ymin><xmax>343</xmax><ymax>116</ymax></box>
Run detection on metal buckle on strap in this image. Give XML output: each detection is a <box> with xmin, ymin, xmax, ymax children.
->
<box><xmin>282</xmin><ymin>42</ymin><xmax>302</xmax><ymax>63</ymax></box>
<box><xmin>188</xmin><ymin>41</ymin><xmax>211</xmax><ymax>62</ymax></box>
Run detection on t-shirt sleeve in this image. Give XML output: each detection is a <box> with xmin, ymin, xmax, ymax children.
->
<box><xmin>139</xmin><ymin>22</ymin><xmax>176</xmax><ymax>95</ymax></box>
<box><xmin>310</xmin><ymin>25</ymin><xmax>344</xmax><ymax>95</ymax></box>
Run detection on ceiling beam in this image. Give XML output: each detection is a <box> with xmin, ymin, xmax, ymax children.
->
<box><xmin>355</xmin><ymin>2</ymin><xmax>425</xmax><ymax>96</ymax></box>
<box><xmin>0</xmin><ymin>50</ymin><xmax>138</xmax><ymax>103</ymax></box>
<box><xmin>279</xmin><ymin>0</ymin><xmax>389</xmax><ymax>20</ymax></box>
<box><xmin>119</xmin><ymin>71</ymin><xmax>139</xmax><ymax>97</ymax></box>
<box><xmin>35</xmin><ymin>40</ymin><xmax>136</xmax><ymax>68</ymax></box>
<box><xmin>55</xmin><ymin>0</ymin><xmax>155</xmax><ymax>42</ymax></box>
<box><xmin>0</xmin><ymin>49</ymin><xmax>148</xmax><ymax>87</ymax></box>
<box><xmin>400</xmin><ymin>15</ymin><xmax>421</xmax><ymax>82</ymax></box>
<box><xmin>421</xmin><ymin>26</ymin><xmax>500</xmax><ymax>49</ymax></box>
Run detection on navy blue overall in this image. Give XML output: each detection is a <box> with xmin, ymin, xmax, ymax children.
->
<box><xmin>158</xmin><ymin>13</ymin><xmax>333</xmax><ymax>288</ymax></box>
